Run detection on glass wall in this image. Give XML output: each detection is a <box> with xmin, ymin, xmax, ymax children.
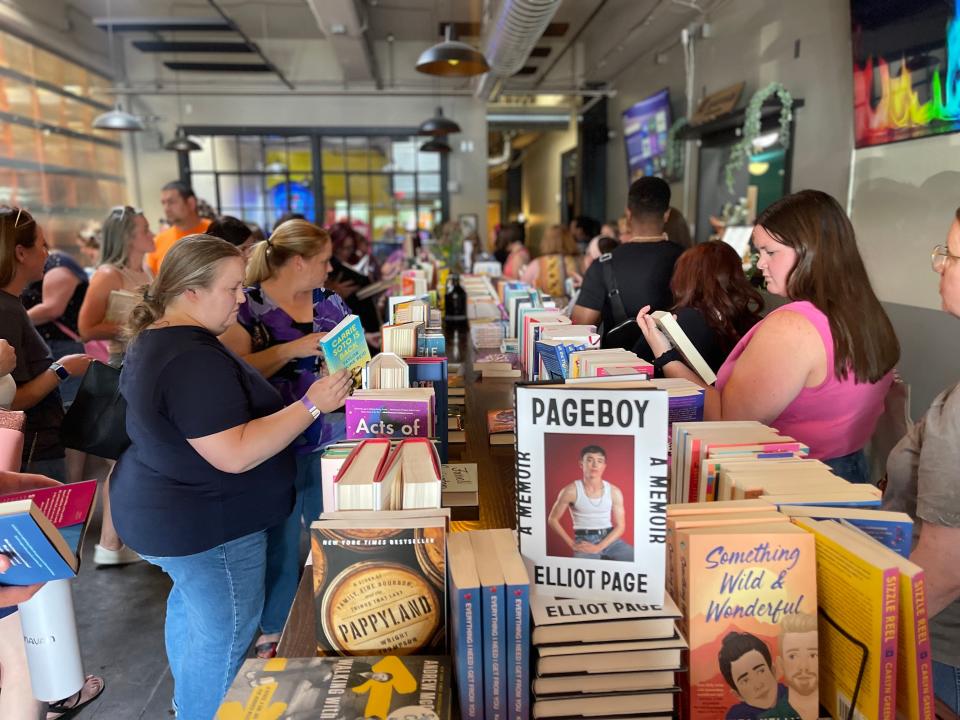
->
<box><xmin>185</xmin><ymin>131</ymin><xmax>447</xmax><ymax>240</ymax></box>
<box><xmin>0</xmin><ymin>29</ymin><xmax>127</xmax><ymax>252</ymax></box>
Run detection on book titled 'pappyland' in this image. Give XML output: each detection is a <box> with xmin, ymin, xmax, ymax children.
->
<box><xmin>318</xmin><ymin>314</ymin><xmax>371</xmax><ymax>387</ymax></box>
<box><xmin>310</xmin><ymin>513</ymin><xmax>447</xmax><ymax>656</ymax></box>
<box><xmin>215</xmin><ymin>655</ymin><xmax>453</xmax><ymax>720</ymax></box>
<box><xmin>514</xmin><ymin>384</ymin><xmax>669</xmax><ymax>602</ymax></box>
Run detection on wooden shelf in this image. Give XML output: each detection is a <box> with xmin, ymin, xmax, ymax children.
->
<box><xmin>677</xmin><ymin>98</ymin><xmax>805</xmax><ymax>140</ymax></box>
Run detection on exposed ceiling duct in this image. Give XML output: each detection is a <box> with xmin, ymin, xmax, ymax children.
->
<box><xmin>304</xmin><ymin>0</ymin><xmax>382</xmax><ymax>88</ymax></box>
<box><xmin>475</xmin><ymin>0</ymin><xmax>563</xmax><ymax>100</ymax></box>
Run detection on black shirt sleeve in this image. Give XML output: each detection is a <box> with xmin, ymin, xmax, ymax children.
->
<box><xmin>576</xmin><ymin>260</ymin><xmax>606</xmax><ymax>311</ymax></box>
<box><xmin>674</xmin><ymin>307</ymin><xmax>726</xmax><ymax>373</ymax></box>
<box><xmin>158</xmin><ymin>345</ymin><xmax>256</xmax><ymax>439</ymax></box>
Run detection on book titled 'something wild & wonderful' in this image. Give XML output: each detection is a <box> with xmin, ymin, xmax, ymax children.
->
<box><xmin>514</xmin><ymin>383</ymin><xmax>669</xmax><ymax>603</ymax></box>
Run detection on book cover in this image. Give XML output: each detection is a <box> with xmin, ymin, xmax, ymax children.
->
<box><xmin>346</xmin><ymin>398</ymin><xmax>432</xmax><ymax>440</ymax></box>
<box><xmin>447</xmin><ymin>532</ymin><xmax>485</xmax><ymax>720</ymax></box>
<box><xmin>470</xmin><ymin>531</ymin><xmax>507</xmax><ymax>720</ymax></box>
<box><xmin>490</xmin><ymin>529</ymin><xmax>530</xmax><ymax>720</ymax></box>
<box><xmin>441</xmin><ymin>464</ymin><xmax>479</xmax><ymax>508</ymax></box>
<box><xmin>215</xmin><ymin>655</ymin><xmax>453</xmax><ymax>720</ymax></box>
<box><xmin>652</xmin><ymin>309</ymin><xmax>718</xmax><ymax>385</ymax></box>
<box><xmin>681</xmin><ymin>525</ymin><xmax>819</xmax><ymax>720</ymax></box>
<box><xmin>781</xmin><ymin>505</ymin><xmax>913</xmax><ymax>559</ymax></box>
<box><xmin>417</xmin><ymin>332</ymin><xmax>446</xmax><ymax>358</ymax></box>
<box><xmin>0</xmin><ymin>500</ymin><xmax>78</xmax><ymax>584</ymax></box>
<box><xmin>319</xmin><ymin>314</ymin><xmax>371</xmax><ymax>387</ymax></box>
<box><xmin>514</xmin><ymin>384</ymin><xmax>669</xmax><ymax>602</ymax></box>
<box><xmin>487</xmin><ymin>408</ymin><xmax>516</xmax><ymax>435</ymax></box>
<box><xmin>309</xmin><ymin>517</ymin><xmax>447</xmax><ymax>656</ymax></box>
<box><xmin>0</xmin><ymin>479</ymin><xmax>97</xmax><ymax>529</ymax></box>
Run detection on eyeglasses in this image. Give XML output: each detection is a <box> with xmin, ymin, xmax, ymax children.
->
<box><xmin>932</xmin><ymin>244</ymin><xmax>960</xmax><ymax>272</ymax></box>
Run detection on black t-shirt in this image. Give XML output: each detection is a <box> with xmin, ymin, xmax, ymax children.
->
<box><xmin>576</xmin><ymin>240</ymin><xmax>683</xmax><ymax>346</ymax></box>
<box><xmin>0</xmin><ymin>290</ymin><xmax>63</xmax><ymax>461</ymax></box>
<box><xmin>111</xmin><ymin>326</ymin><xmax>295</xmax><ymax>557</ymax></box>
<box><xmin>21</xmin><ymin>252</ymin><xmax>88</xmax><ymax>343</ymax></box>
<box><xmin>633</xmin><ymin>307</ymin><xmax>734</xmax><ymax>375</ymax></box>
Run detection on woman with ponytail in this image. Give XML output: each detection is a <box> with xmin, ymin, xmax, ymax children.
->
<box><xmin>219</xmin><ymin>218</ymin><xmax>354</xmax><ymax>659</ymax></box>
<box><xmin>110</xmin><ymin>234</ymin><xmax>352</xmax><ymax>720</ymax></box>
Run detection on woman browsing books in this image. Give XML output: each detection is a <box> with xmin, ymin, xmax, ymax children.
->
<box><xmin>637</xmin><ymin>190</ymin><xmax>899</xmax><ymax>482</ymax></box>
<box><xmin>883</xmin><ymin>208</ymin><xmax>960</xmax><ymax>714</ymax></box>
<box><xmin>110</xmin><ymin>235</ymin><xmax>352</xmax><ymax>720</ymax></box>
<box><xmin>219</xmin><ymin>219</ymin><xmax>358</xmax><ymax>660</ymax></box>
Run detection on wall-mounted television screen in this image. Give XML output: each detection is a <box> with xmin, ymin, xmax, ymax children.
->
<box><xmin>622</xmin><ymin>88</ymin><xmax>672</xmax><ymax>181</ymax></box>
<box><xmin>851</xmin><ymin>0</ymin><xmax>959</xmax><ymax>148</ymax></box>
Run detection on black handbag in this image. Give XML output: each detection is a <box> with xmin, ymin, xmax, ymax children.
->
<box><xmin>61</xmin><ymin>361</ymin><xmax>130</xmax><ymax>460</ymax></box>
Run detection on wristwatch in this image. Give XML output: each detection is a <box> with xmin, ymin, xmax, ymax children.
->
<box><xmin>300</xmin><ymin>395</ymin><xmax>321</xmax><ymax>420</ymax></box>
<box><xmin>49</xmin><ymin>362</ymin><xmax>70</xmax><ymax>382</ymax></box>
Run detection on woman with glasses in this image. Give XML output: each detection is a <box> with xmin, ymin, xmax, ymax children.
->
<box><xmin>638</xmin><ymin>190</ymin><xmax>899</xmax><ymax>483</ymax></box>
<box><xmin>883</xmin><ymin>212</ymin><xmax>960</xmax><ymax>714</ymax></box>
<box><xmin>77</xmin><ymin>205</ymin><xmax>155</xmax><ymax>566</ymax></box>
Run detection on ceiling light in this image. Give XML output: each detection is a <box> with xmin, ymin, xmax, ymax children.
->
<box><xmin>420</xmin><ymin>138</ymin><xmax>452</xmax><ymax>153</ymax></box>
<box><xmin>418</xmin><ymin>106</ymin><xmax>461</xmax><ymax>136</ymax></box>
<box><xmin>416</xmin><ymin>24</ymin><xmax>489</xmax><ymax>77</ymax></box>
<box><xmin>164</xmin><ymin>128</ymin><xmax>202</xmax><ymax>152</ymax></box>
<box><xmin>93</xmin><ymin>104</ymin><xmax>146</xmax><ymax>131</ymax></box>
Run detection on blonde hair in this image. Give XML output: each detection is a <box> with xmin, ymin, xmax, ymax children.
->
<box><xmin>0</xmin><ymin>206</ymin><xmax>38</xmax><ymax>288</ymax></box>
<box><xmin>780</xmin><ymin>612</ymin><xmax>818</xmax><ymax>639</ymax></box>
<box><xmin>100</xmin><ymin>205</ymin><xmax>143</xmax><ymax>268</ymax></box>
<box><xmin>246</xmin><ymin>218</ymin><xmax>330</xmax><ymax>285</ymax></box>
<box><xmin>539</xmin><ymin>224</ymin><xmax>577</xmax><ymax>257</ymax></box>
<box><xmin>126</xmin><ymin>234</ymin><xmax>242</xmax><ymax>340</ymax></box>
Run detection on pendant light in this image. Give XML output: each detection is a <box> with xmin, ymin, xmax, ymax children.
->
<box><xmin>93</xmin><ymin>0</ymin><xmax>144</xmax><ymax>131</ymax></box>
<box><xmin>165</xmin><ymin>127</ymin><xmax>202</xmax><ymax>152</ymax></box>
<box><xmin>419</xmin><ymin>137</ymin><xmax>452</xmax><ymax>153</ymax></box>
<box><xmin>416</xmin><ymin>24</ymin><xmax>489</xmax><ymax>77</ymax></box>
<box><xmin>418</xmin><ymin>106</ymin><xmax>461</xmax><ymax>136</ymax></box>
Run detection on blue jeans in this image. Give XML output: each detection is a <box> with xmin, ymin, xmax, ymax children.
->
<box><xmin>260</xmin><ymin>450</ymin><xmax>322</xmax><ymax>635</ymax></box>
<box><xmin>824</xmin><ymin>449</ymin><xmax>870</xmax><ymax>484</ymax></box>
<box><xmin>141</xmin><ymin>531</ymin><xmax>267</xmax><ymax>720</ymax></box>
<box><xmin>934</xmin><ymin>660</ymin><xmax>960</xmax><ymax>713</ymax></box>
<box><xmin>572</xmin><ymin>528</ymin><xmax>634</xmax><ymax>561</ymax></box>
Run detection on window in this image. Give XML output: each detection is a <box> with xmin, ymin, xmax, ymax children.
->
<box><xmin>184</xmin><ymin>131</ymin><xmax>448</xmax><ymax>238</ymax></box>
<box><xmin>0</xmin><ymin>29</ymin><xmax>127</xmax><ymax>251</ymax></box>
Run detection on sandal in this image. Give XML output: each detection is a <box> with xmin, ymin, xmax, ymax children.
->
<box><xmin>255</xmin><ymin>640</ymin><xmax>278</xmax><ymax>659</ymax></box>
<box><xmin>46</xmin><ymin>675</ymin><xmax>105</xmax><ymax>720</ymax></box>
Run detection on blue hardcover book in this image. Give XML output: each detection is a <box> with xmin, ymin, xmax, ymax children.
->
<box><xmin>318</xmin><ymin>314</ymin><xmax>370</xmax><ymax>387</ymax></box>
<box><xmin>0</xmin><ymin>500</ymin><xmax>78</xmax><ymax>584</ymax></box>
<box><xmin>470</xmin><ymin>530</ymin><xmax>506</xmax><ymax>720</ymax></box>
<box><xmin>447</xmin><ymin>533</ymin><xmax>485</xmax><ymax>720</ymax></box>
<box><xmin>417</xmin><ymin>332</ymin><xmax>446</xmax><ymax>357</ymax></box>
<box><xmin>491</xmin><ymin>529</ymin><xmax>530</xmax><ymax>720</ymax></box>
<box><xmin>407</xmin><ymin>357</ymin><xmax>449</xmax><ymax>462</ymax></box>
<box><xmin>535</xmin><ymin>341</ymin><xmax>566</xmax><ymax>380</ymax></box>
<box><xmin>781</xmin><ymin>505</ymin><xmax>913</xmax><ymax>558</ymax></box>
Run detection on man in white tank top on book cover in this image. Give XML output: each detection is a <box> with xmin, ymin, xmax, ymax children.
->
<box><xmin>547</xmin><ymin>444</ymin><xmax>633</xmax><ymax>561</ymax></box>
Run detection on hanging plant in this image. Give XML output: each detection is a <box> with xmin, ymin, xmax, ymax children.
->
<box><xmin>723</xmin><ymin>82</ymin><xmax>793</xmax><ymax>192</ymax></box>
<box><xmin>663</xmin><ymin>117</ymin><xmax>688</xmax><ymax>181</ymax></box>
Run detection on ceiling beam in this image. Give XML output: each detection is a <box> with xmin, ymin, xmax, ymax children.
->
<box><xmin>206</xmin><ymin>0</ymin><xmax>295</xmax><ymax>90</ymax></box>
<box><xmin>93</xmin><ymin>17</ymin><xmax>232</xmax><ymax>32</ymax></box>
<box><xmin>132</xmin><ymin>40</ymin><xmax>255</xmax><ymax>53</ymax></box>
<box><xmin>304</xmin><ymin>0</ymin><xmax>382</xmax><ymax>89</ymax></box>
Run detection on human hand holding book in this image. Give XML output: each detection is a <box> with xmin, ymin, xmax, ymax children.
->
<box><xmin>635</xmin><ymin>305</ymin><xmax>673</xmax><ymax>357</ymax></box>
<box><xmin>282</xmin><ymin>332</ymin><xmax>326</xmax><ymax>361</ymax></box>
<box><xmin>305</xmin><ymin>369</ymin><xmax>353</xmax><ymax>413</ymax></box>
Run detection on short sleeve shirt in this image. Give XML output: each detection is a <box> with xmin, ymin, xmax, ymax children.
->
<box><xmin>111</xmin><ymin>326</ymin><xmax>295</xmax><ymax>557</ymax></box>
<box><xmin>884</xmin><ymin>381</ymin><xmax>960</xmax><ymax>665</ymax></box>
<box><xmin>21</xmin><ymin>252</ymin><xmax>89</xmax><ymax>343</ymax></box>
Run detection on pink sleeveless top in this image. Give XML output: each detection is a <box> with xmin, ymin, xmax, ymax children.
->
<box><xmin>715</xmin><ymin>301</ymin><xmax>892</xmax><ymax>460</ymax></box>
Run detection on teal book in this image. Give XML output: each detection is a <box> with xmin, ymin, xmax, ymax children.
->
<box><xmin>319</xmin><ymin>314</ymin><xmax>370</xmax><ymax>387</ymax></box>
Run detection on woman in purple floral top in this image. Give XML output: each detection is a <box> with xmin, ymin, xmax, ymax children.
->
<box><xmin>221</xmin><ymin>218</ymin><xmax>349</xmax><ymax>657</ymax></box>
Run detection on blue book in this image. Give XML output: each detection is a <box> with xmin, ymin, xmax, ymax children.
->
<box><xmin>417</xmin><ymin>332</ymin><xmax>446</xmax><ymax>357</ymax></box>
<box><xmin>447</xmin><ymin>533</ymin><xmax>485</xmax><ymax>720</ymax></box>
<box><xmin>0</xmin><ymin>500</ymin><xmax>78</xmax><ymax>584</ymax></box>
<box><xmin>491</xmin><ymin>529</ymin><xmax>530</xmax><ymax>720</ymax></box>
<box><xmin>318</xmin><ymin>314</ymin><xmax>370</xmax><ymax>387</ymax></box>
<box><xmin>535</xmin><ymin>341</ymin><xmax>566</xmax><ymax>380</ymax></box>
<box><xmin>470</xmin><ymin>530</ymin><xmax>506</xmax><ymax>720</ymax></box>
<box><xmin>781</xmin><ymin>505</ymin><xmax>913</xmax><ymax>558</ymax></box>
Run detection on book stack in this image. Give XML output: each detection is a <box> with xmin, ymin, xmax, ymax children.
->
<box><xmin>566</xmin><ymin>348</ymin><xmax>653</xmax><ymax>379</ymax></box>
<box><xmin>486</xmin><ymin>408</ymin><xmax>515</xmax><ymax>446</ymax></box>
<box><xmin>470</xmin><ymin>321</ymin><xmax>506</xmax><ymax>348</ymax></box>
<box><xmin>401</xmin><ymin>268</ymin><xmax>429</xmax><ymax>296</ymax></box>
<box><xmin>362</xmin><ymin>352</ymin><xmax>409</xmax><ymax>390</ymax></box>
<box><xmin>333</xmin><ymin>438</ymin><xmax>441</xmax><ymax>511</ymax></box>
<box><xmin>447</xmin><ymin>529</ymin><xmax>530</xmax><ymax>720</ymax></box>
<box><xmin>535</xmin><ymin>326</ymin><xmax>601</xmax><ymax>380</ymax></box>
<box><xmin>394</xmin><ymin>298</ymin><xmax>429</xmax><ymax>325</ymax></box>
<box><xmin>388</xmin><ymin>293</ymin><xmax>429</xmax><ymax>324</ymax></box>
<box><xmin>440</xmin><ymin>463</ymin><xmax>479</xmax><ymax>519</ymax></box>
<box><xmin>381</xmin><ymin>320</ymin><xmax>422</xmax><ymax>357</ymax></box>
<box><xmin>345</xmin><ymin>387</ymin><xmax>435</xmax><ymax>440</ymax></box>
<box><xmin>474</xmin><ymin>351</ymin><xmax>522</xmax><ymax>379</ymax></box>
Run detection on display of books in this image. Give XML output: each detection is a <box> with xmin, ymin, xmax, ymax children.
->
<box><xmin>345</xmin><ymin>388</ymin><xmax>435</xmax><ymax>440</ymax></box>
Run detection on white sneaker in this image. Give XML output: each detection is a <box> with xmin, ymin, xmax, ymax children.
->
<box><xmin>93</xmin><ymin>544</ymin><xmax>142</xmax><ymax>566</ymax></box>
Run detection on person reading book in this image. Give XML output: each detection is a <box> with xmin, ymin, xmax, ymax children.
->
<box><xmin>220</xmin><ymin>219</ymin><xmax>362</xmax><ymax>660</ymax></box>
<box><xmin>883</xmin><ymin>206</ymin><xmax>960</xmax><ymax>714</ymax></box>
<box><xmin>637</xmin><ymin>190</ymin><xmax>899</xmax><ymax>482</ymax></box>
<box><xmin>77</xmin><ymin>205</ymin><xmax>157</xmax><ymax>566</ymax></box>
<box><xmin>719</xmin><ymin>631</ymin><xmax>794</xmax><ymax>720</ymax></box>
<box><xmin>110</xmin><ymin>235</ymin><xmax>352</xmax><ymax>720</ymax></box>
<box><xmin>634</xmin><ymin>241</ymin><xmax>763</xmax><ymax>375</ymax></box>
<box><xmin>546</xmin><ymin>445</ymin><xmax>633</xmax><ymax>561</ymax></box>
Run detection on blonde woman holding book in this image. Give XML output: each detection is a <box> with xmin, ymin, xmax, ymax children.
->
<box><xmin>77</xmin><ymin>206</ymin><xmax>155</xmax><ymax>566</ymax></box>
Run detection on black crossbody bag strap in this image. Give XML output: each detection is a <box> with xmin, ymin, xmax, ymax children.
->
<box><xmin>598</xmin><ymin>252</ymin><xmax>628</xmax><ymax>325</ymax></box>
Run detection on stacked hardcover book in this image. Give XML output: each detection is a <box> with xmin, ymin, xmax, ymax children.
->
<box><xmin>333</xmin><ymin>438</ymin><xmax>442</xmax><ymax>511</ymax></box>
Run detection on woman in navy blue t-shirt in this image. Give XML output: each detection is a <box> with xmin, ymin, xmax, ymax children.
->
<box><xmin>111</xmin><ymin>235</ymin><xmax>352</xmax><ymax>720</ymax></box>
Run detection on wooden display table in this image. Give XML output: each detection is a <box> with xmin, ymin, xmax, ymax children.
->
<box><xmin>277</xmin><ymin>325</ymin><xmax>518</xmax><ymax>657</ymax></box>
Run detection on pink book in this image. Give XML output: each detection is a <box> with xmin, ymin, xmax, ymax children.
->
<box><xmin>0</xmin><ymin>479</ymin><xmax>97</xmax><ymax>528</ymax></box>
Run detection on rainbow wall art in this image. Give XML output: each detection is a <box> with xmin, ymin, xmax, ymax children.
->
<box><xmin>852</xmin><ymin>0</ymin><xmax>960</xmax><ymax>148</ymax></box>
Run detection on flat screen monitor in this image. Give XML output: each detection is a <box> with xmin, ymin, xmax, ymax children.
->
<box><xmin>622</xmin><ymin>88</ymin><xmax>672</xmax><ymax>181</ymax></box>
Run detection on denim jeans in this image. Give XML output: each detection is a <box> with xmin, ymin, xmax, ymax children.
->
<box><xmin>934</xmin><ymin>660</ymin><xmax>960</xmax><ymax>713</ymax></box>
<box><xmin>572</xmin><ymin>528</ymin><xmax>634</xmax><ymax>561</ymax></box>
<box><xmin>260</xmin><ymin>450</ymin><xmax>322</xmax><ymax>635</ymax></box>
<box><xmin>823</xmin><ymin>448</ymin><xmax>870</xmax><ymax>484</ymax></box>
<box><xmin>141</xmin><ymin>530</ymin><xmax>267</xmax><ymax>720</ymax></box>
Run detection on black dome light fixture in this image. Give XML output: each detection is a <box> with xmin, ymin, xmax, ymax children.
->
<box><xmin>164</xmin><ymin>127</ymin><xmax>202</xmax><ymax>152</ymax></box>
<box><xmin>415</xmin><ymin>23</ymin><xmax>489</xmax><ymax>77</ymax></box>
<box><xmin>419</xmin><ymin>137</ymin><xmax>452</xmax><ymax>153</ymax></box>
<box><xmin>418</xmin><ymin>106</ymin><xmax>461</xmax><ymax>136</ymax></box>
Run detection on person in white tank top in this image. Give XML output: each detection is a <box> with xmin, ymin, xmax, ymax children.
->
<box><xmin>547</xmin><ymin>444</ymin><xmax>633</xmax><ymax>561</ymax></box>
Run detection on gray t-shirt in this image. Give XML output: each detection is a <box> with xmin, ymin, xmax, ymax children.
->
<box><xmin>0</xmin><ymin>290</ymin><xmax>63</xmax><ymax>461</ymax></box>
<box><xmin>883</xmin><ymin>381</ymin><xmax>960</xmax><ymax>665</ymax></box>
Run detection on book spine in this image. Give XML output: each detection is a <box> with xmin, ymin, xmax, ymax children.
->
<box><xmin>879</xmin><ymin>567</ymin><xmax>900</xmax><ymax>720</ymax></box>
<box><xmin>504</xmin><ymin>581</ymin><xmax>530</xmax><ymax>720</ymax></box>
<box><xmin>482</xmin><ymin>582</ymin><xmax>507</xmax><ymax>720</ymax></box>
<box><xmin>911</xmin><ymin>573</ymin><xmax>935</xmax><ymax>720</ymax></box>
<box><xmin>454</xmin><ymin>586</ymin><xmax>484</xmax><ymax>720</ymax></box>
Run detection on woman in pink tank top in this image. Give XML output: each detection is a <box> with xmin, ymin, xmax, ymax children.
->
<box><xmin>637</xmin><ymin>190</ymin><xmax>899</xmax><ymax>482</ymax></box>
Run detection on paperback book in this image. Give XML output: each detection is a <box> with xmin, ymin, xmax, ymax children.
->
<box><xmin>318</xmin><ymin>314</ymin><xmax>371</xmax><ymax>387</ymax></box>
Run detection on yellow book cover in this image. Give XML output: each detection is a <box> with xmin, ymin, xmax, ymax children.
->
<box><xmin>681</xmin><ymin>525</ymin><xmax>818</xmax><ymax>720</ymax></box>
<box><xmin>793</xmin><ymin>517</ymin><xmax>899</xmax><ymax>720</ymax></box>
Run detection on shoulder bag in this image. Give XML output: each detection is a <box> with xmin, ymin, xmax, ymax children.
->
<box><xmin>61</xmin><ymin>361</ymin><xmax>129</xmax><ymax>460</ymax></box>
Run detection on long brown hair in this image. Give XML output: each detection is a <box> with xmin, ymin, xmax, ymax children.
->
<box><xmin>245</xmin><ymin>219</ymin><xmax>330</xmax><ymax>285</ymax></box>
<box><xmin>0</xmin><ymin>206</ymin><xmax>38</xmax><ymax>288</ymax></box>
<box><xmin>670</xmin><ymin>241</ymin><xmax>763</xmax><ymax>350</ymax></box>
<box><xmin>126</xmin><ymin>234</ymin><xmax>242</xmax><ymax>340</ymax></box>
<box><xmin>539</xmin><ymin>224</ymin><xmax>578</xmax><ymax>257</ymax></box>
<box><xmin>756</xmin><ymin>189</ymin><xmax>899</xmax><ymax>383</ymax></box>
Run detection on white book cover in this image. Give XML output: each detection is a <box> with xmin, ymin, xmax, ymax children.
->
<box><xmin>530</xmin><ymin>591</ymin><xmax>681</xmax><ymax>627</ymax></box>
<box><xmin>514</xmin><ymin>385</ymin><xmax>669</xmax><ymax>602</ymax></box>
